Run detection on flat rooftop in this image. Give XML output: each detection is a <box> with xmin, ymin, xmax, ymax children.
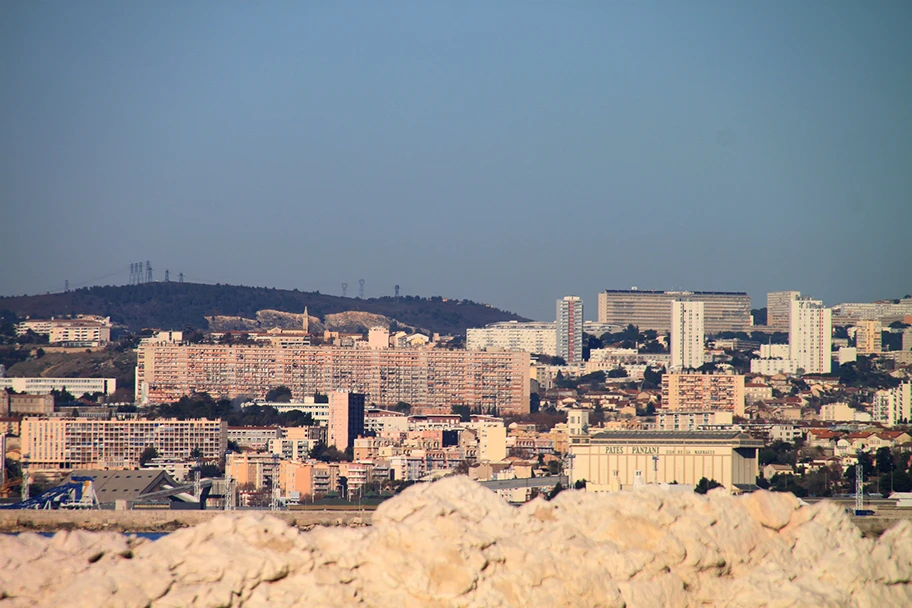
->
<box><xmin>584</xmin><ymin>431</ymin><xmax>764</xmax><ymax>446</ymax></box>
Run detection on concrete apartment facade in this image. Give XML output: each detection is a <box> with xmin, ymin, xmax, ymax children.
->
<box><xmin>327</xmin><ymin>392</ymin><xmax>366</xmax><ymax>451</ymax></box>
<box><xmin>766</xmin><ymin>291</ymin><xmax>800</xmax><ymax>333</ymax></box>
<box><xmin>17</xmin><ymin>316</ymin><xmax>112</xmax><ymax>346</ymax></box>
<box><xmin>789</xmin><ymin>298</ymin><xmax>832</xmax><ymax>374</ymax></box>
<box><xmin>661</xmin><ymin>373</ymin><xmax>746</xmax><ymax>416</ymax></box>
<box><xmin>832</xmin><ymin>299</ymin><xmax>912</xmax><ymax>325</ymax></box>
<box><xmin>467</xmin><ymin>321</ymin><xmax>558</xmax><ymax>356</ymax></box>
<box><xmin>597</xmin><ymin>290</ymin><xmax>751</xmax><ymax>334</ymax></box>
<box><xmin>556</xmin><ymin>296</ymin><xmax>584</xmax><ymax>364</ymax></box>
<box><xmin>670</xmin><ymin>301</ymin><xmax>704</xmax><ymax>371</ymax></box>
<box><xmin>873</xmin><ymin>383</ymin><xmax>912</xmax><ymax>427</ymax></box>
<box><xmin>21</xmin><ymin>417</ymin><xmax>228</xmax><ymax>470</ymax></box>
<box><xmin>854</xmin><ymin>320</ymin><xmax>883</xmax><ymax>355</ymax></box>
<box><xmin>569</xmin><ymin>431</ymin><xmax>763</xmax><ymax>491</ymax></box>
<box><xmin>135</xmin><ymin>343</ymin><xmax>530</xmax><ymax>413</ymax></box>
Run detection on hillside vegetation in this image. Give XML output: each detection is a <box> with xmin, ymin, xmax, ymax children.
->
<box><xmin>0</xmin><ymin>282</ymin><xmax>527</xmax><ymax>335</ymax></box>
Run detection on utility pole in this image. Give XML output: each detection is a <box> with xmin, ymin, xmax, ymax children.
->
<box><xmin>21</xmin><ymin>453</ymin><xmax>30</xmax><ymax>502</ymax></box>
<box><xmin>855</xmin><ymin>450</ymin><xmax>864</xmax><ymax>514</ymax></box>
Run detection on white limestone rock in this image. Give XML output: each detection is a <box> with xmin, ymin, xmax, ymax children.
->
<box><xmin>2</xmin><ymin>477</ymin><xmax>912</xmax><ymax>607</ymax></box>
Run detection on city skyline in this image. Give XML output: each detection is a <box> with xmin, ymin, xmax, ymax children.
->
<box><xmin>2</xmin><ymin>3</ymin><xmax>911</xmax><ymax>322</ymax></box>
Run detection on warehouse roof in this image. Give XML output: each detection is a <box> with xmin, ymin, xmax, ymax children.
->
<box><xmin>60</xmin><ymin>469</ymin><xmax>178</xmax><ymax>502</ymax></box>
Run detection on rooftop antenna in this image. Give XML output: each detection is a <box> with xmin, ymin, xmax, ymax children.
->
<box><xmin>359</xmin><ymin>279</ymin><xmax>365</xmax><ymax>299</ymax></box>
<box><xmin>342</xmin><ymin>282</ymin><xmax>348</xmax><ymax>297</ymax></box>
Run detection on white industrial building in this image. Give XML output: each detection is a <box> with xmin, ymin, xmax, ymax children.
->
<box><xmin>0</xmin><ymin>377</ymin><xmax>117</xmax><ymax>396</ymax></box>
<box><xmin>569</xmin><ymin>431</ymin><xmax>763</xmax><ymax>492</ymax></box>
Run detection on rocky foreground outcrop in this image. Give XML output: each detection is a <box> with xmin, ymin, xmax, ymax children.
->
<box><xmin>2</xmin><ymin>477</ymin><xmax>911</xmax><ymax>607</ymax></box>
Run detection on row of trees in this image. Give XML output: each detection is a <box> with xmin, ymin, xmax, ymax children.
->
<box><xmin>151</xmin><ymin>393</ymin><xmax>316</xmax><ymax>427</ymax></box>
<box><xmin>758</xmin><ymin>439</ymin><xmax>912</xmax><ymax>497</ymax></box>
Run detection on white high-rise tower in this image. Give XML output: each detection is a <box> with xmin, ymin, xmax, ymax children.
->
<box><xmin>556</xmin><ymin>296</ymin><xmax>583</xmax><ymax>364</ymax></box>
<box><xmin>789</xmin><ymin>298</ymin><xmax>832</xmax><ymax>374</ymax></box>
<box><xmin>670</xmin><ymin>301</ymin><xmax>704</xmax><ymax>371</ymax></box>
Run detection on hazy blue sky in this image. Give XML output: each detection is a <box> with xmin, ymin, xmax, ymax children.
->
<box><xmin>2</xmin><ymin>2</ymin><xmax>910</xmax><ymax>321</ymax></box>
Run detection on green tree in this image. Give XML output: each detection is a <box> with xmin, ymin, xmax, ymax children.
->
<box><xmin>139</xmin><ymin>445</ymin><xmax>159</xmax><ymax>466</ymax></box>
<box><xmin>50</xmin><ymin>388</ymin><xmax>76</xmax><ymax>406</ymax></box>
<box><xmin>310</xmin><ymin>442</ymin><xmax>348</xmax><ymax>462</ymax></box>
<box><xmin>546</xmin><ymin>483</ymin><xmax>565</xmax><ymax>500</ymax></box>
<box><xmin>451</xmin><ymin>405</ymin><xmax>471</xmax><ymax>422</ymax></box>
<box><xmin>265</xmin><ymin>386</ymin><xmax>293</xmax><ymax>402</ymax></box>
<box><xmin>393</xmin><ymin>401</ymin><xmax>412</xmax><ymax>414</ymax></box>
<box><xmin>876</xmin><ymin>447</ymin><xmax>895</xmax><ymax>474</ymax></box>
<box><xmin>694</xmin><ymin>477</ymin><xmax>723</xmax><ymax>494</ymax></box>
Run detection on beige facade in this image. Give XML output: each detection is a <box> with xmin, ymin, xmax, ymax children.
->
<box><xmin>21</xmin><ymin>417</ymin><xmax>227</xmax><ymax>469</ymax></box>
<box><xmin>766</xmin><ymin>291</ymin><xmax>800</xmax><ymax>333</ymax></box>
<box><xmin>136</xmin><ymin>343</ymin><xmax>530</xmax><ymax>413</ymax></box>
<box><xmin>661</xmin><ymin>373</ymin><xmax>745</xmax><ymax>416</ymax></box>
<box><xmin>854</xmin><ymin>320</ymin><xmax>882</xmax><ymax>355</ymax></box>
<box><xmin>0</xmin><ymin>393</ymin><xmax>54</xmax><ymax>416</ymax></box>
<box><xmin>597</xmin><ymin>290</ymin><xmax>751</xmax><ymax>334</ymax></box>
<box><xmin>569</xmin><ymin>431</ymin><xmax>763</xmax><ymax>491</ymax></box>
<box><xmin>327</xmin><ymin>392</ymin><xmax>366</xmax><ymax>451</ymax></box>
<box><xmin>477</xmin><ymin>425</ymin><xmax>507</xmax><ymax>461</ymax></box>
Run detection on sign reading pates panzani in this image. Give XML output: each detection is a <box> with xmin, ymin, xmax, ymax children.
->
<box><xmin>600</xmin><ymin>446</ymin><xmax>721</xmax><ymax>456</ymax></box>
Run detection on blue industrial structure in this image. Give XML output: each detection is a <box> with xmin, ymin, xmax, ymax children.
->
<box><xmin>0</xmin><ymin>476</ymin><xmax>98</xmax><ymax>510</ymax></box>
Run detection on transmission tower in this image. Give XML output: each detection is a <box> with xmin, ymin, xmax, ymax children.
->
<box><xmin>145</xmin><ymin>261</ymin><xmax>152</xmax><ymax>283</ymax></box>
<box><xmin>358</xmin><ymin>279</ymin><xmax>365</xmax><ymax>299</ymax></box>
<box><xmin>65</xmin><ymin>280</ymin><xmax>69</xmax><ymax>293</ymax></box>
<box><xmin>342</xmin><ymin>282</ymin><xmax>348</xmax><ymax>297</ymax></box>
<box><xmin>179</xmin><ymin>272</ymin><xmax>184</xmax><ymax>284</ymax></box>
<box><xmin>394</xmin><ymin>284</ymin><xmax>400</xmax><ymax>299</ymax></box>
<box><xmin>165</xmin><ymin>269</ymin><xmax>170</xmax><ymax>282</ymax></box>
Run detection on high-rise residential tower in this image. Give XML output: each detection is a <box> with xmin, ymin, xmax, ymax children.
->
<box><xmin>670</xmin><ymin>301</ymin><xmax>704</xmax><ymax>371</ymax></box>
<box><xmin>327</xmin><ymin>391</ymin><xmax>366</xmax><ymax>451</ymax></box>
<box><xmin>789</xmin><ymin>298</ymin><xmax>832</xmax><ymax>374</ymax></box>
<box><xmin>556</xmin><ymin>296</ymin><xmax>584</xmax><ymax>364</ymax></box>
<box><xmin>854</xmin><ymin>320</ymin><xmax>882</xmax><ymax>355</ymax></box>
<box><xmin>766</xmin><ymin>291</ymin><xmax>800</xmax><ymax>332</ymax></box>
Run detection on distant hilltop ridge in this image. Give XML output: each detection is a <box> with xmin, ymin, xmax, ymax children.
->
<box><xmin>207</xmin><ymin>310</ymin><xmax>422</xmax><ymax>335</ymax></box>
<box><xmin>0</xmin><ymin>282</ymin><xmax>527</xmax><ymax>335</ymax></box>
